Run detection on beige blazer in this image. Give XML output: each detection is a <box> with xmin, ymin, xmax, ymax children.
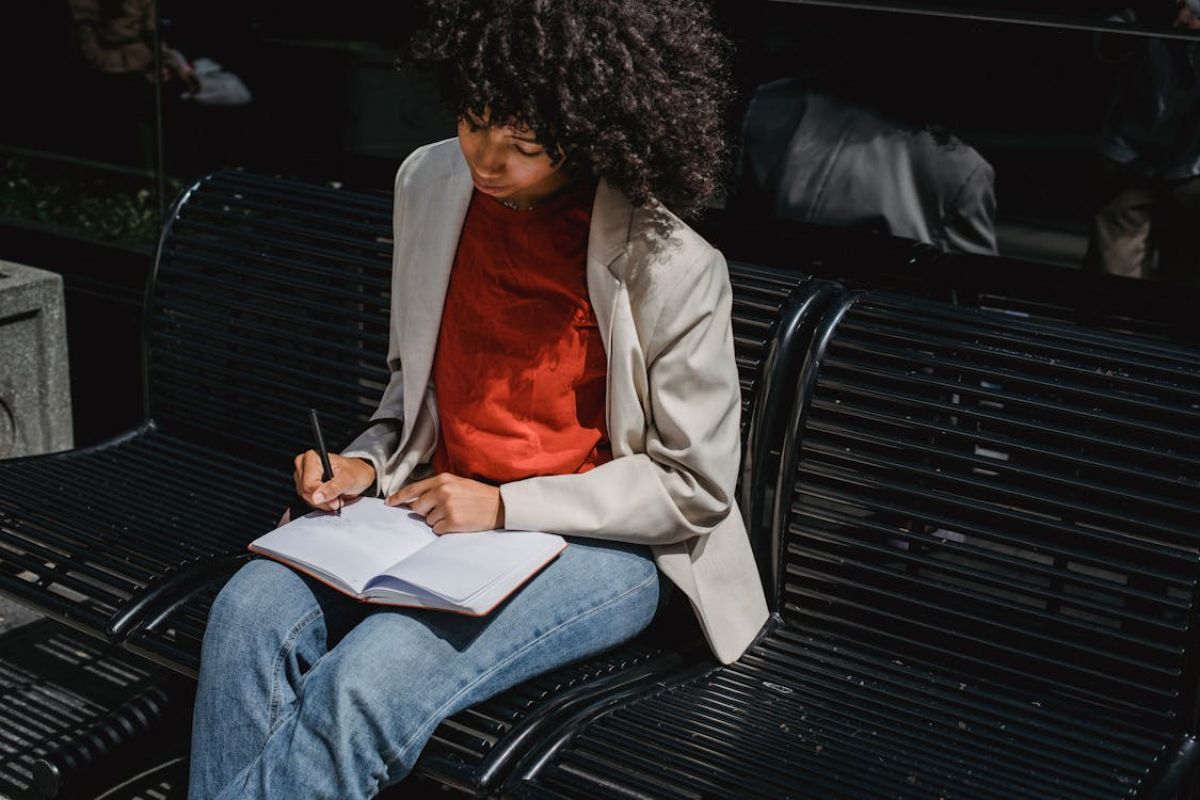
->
<box><xmin>342</xmin><ymin>139</ymin><xmax>770</xmax><ymax>664</ymax></box>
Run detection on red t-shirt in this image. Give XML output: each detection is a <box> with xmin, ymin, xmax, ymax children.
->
<box><xmin>430</xmin><ymin>182</ymin><xmax>612</xmax><ymax>484</ymax></box>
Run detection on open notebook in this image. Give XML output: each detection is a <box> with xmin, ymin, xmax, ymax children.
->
<box><xmin>249</xmin><ymin>497</ymin><xmax>567</xmax><ymax>616</ymax></box>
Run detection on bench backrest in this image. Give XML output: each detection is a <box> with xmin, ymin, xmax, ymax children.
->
<box><xmin>146</xmin><ymin>171</ymin><xmax>396</xmax><ymax>465</ymax></box>
<box><xmin>775</xmin><ymin>289</ymin><xmax>1200</xmax><ymax>730</ymax></box>
<box><xmin>725</xmin><ymin>264</ymin><xmax>831</xmax><ymax>569</ymax></box>
<box><xmin>147</xmin><ymin>172</ymin><xmax>816</xmax><ymax>541</ymax></box>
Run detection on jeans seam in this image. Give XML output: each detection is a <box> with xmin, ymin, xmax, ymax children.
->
<box><xmin>380</xmin><ymin>569</ymin><xmax>659</xmax><ymax>772</ymax></box>
<box><xmin>267</xmin><ymin>604</ymin><xmax>324</xmax><ymax>734</ymax></box>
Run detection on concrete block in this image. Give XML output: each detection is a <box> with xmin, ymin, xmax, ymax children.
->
<box><xmin>0</xmin><ymin>260</ymin><xmax>73</xmax><ymax>459</ymax></box>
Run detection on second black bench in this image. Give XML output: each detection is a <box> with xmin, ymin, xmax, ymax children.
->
<box><xmin>505</xmin><ymin>289</ymin><xmax>1200</xmax><ymax>800</ymax></box>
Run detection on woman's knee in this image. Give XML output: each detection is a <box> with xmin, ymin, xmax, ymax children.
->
<box><xmin>206</xmin><ymin>559</ymin><xmax>320</xmax><ymax>641</ymax></box>
<box><xmin>292</xmin><ymin>617</ymin><xmax>456</xmax><ymax>760</ymax></box>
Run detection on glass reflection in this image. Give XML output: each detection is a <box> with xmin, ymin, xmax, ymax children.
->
<box><xmin>66</xmin><ymin>0</ymin><xmax>193</xmax><ymax>168</ymax></box>
<box><xmin>728</xmin><ymin>2</ymin><xmax>1200</xmax><ymax>287</ymax></box>
<box><xmin>735</xmin><ymin>78</ymin><xmax>997</xmax><ymax>255</ymax></box>
<box><xmin>1084</xmin><ymin>1</ymin><xmax>1200</xmax><ymax>286</ymax></box>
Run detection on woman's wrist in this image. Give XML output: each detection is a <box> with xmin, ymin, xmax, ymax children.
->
<box><xmin>354</xmin><ymin>458</ymin><xmax>378</xmax><ymax>494</ymax></box>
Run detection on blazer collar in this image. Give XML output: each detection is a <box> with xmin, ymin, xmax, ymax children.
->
<box><xmin>398</xmin><ymin>161</ymin><xmax>472</xmax><ymax>446</ymax></box>
<box><xmin>588</xmin><ymin>177</ymin><xmax>634</xmax><ymax>274</ymax></box>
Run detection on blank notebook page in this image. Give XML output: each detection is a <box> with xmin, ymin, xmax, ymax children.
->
<box><xmin>252</xmin><ymin>498</ymin><xmax>437</xmax><ymax>593</ymax></box>
<box><xmin>375</xmin><ymin>530</ymin><xmax>565</xmax><ymax>603</ymax></box>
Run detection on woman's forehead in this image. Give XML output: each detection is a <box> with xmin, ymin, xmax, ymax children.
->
<box><xmin>465</xmin><ymin>106</ymin><xmax>542</xmax><ymax>140</ymax></box>
<box><xmin>469</xmin><ymin>106</ymin><xmax>536</xmax><ymax>135</ymax></box>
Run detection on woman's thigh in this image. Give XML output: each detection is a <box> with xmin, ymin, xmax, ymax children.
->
<box><xmin>205</xmin><ymin>558</ymin><xmax>367</xmax><ymax>650</ymax></box>
<box><xmin>199</xmin><ymin>559</ymin><xmax>369</xmax><ymax>713</ymax></box>
<box><xmin>294</xmin><ymin>537</ymin><xmax>661</xmax><ymax>776</ymax></box>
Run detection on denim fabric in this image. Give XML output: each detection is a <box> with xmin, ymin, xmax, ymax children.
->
<box><xmin>187</xmin><ymin>537</ymin><xmax>660</xmax><ymax>799</ymax></box>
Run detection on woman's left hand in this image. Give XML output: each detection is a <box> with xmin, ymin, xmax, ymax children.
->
<box><xmin>386</xmin><ymin>473</ymin><xmax>505</xmax><ymax>534</ymax></box>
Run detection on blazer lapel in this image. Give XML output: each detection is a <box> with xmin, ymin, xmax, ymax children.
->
<box><xmin>586</xmin><ymin>178</ymin><xmax>634</xmax><ymax>355</ymax></box>
<box><xmin>399</xmin><ymin>162</ymin><xmax>473</xmax><ymax>447</ymax></box>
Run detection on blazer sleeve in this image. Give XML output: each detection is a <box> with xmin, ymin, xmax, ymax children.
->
<box><xmin>499</xmin><ymin>246</ymin><xmax>742</xmax><ymax>546</ymax></box>
<box><xmin>338</xmin><ymin>163</ymin><xmax>410</xmax><ymax>487</ymax></box>
<box><xmin>944</xmin><ymin>159</ymin><xmax>998</xmax><ymax>256</ymax></box>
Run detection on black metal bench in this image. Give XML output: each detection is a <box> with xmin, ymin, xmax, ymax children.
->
<box><xmin>503</xmin><ymin>289</ymin><xmax>1200</xmax><ymax>800</ymax></box>
<box><xmin>0</xmin><ymin>619</ymin><xmax>189</xmax><ymax>799</ymax></box>
<box><xmin>0</xmin><ymin>171</ymin><xmax>396</xmax><ymax>640</ymax></box>
<box><xmin>0</xmin><ymin>170</ymin><xmax>824</xmax><ymax>796</ymax></box>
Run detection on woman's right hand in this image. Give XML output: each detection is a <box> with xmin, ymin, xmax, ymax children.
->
<box><xmin>293</xmin><ymin>451</ymin><xmax>376</xmax><ymax>512</ymax></box>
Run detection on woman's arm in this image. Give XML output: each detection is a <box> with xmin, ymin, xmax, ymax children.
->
<box><xmin>337</xmin><ymin>160</ymin><xmax>413</xmax><ymax>486</ymax></box>
<box><xmin>499</xmin><ymin>246</ymin><xmax>741</xmax><ymax>545</ymax></box>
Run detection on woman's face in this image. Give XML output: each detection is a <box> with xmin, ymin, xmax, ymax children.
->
<box><xmin>457</xmin><ymin>108</ymin><xmax>571</xmax><ymax>208</ymax></box>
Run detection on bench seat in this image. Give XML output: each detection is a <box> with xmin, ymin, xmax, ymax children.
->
<box><xmin>509</xmin><ymin>625</ymin><xmax>1186</xmax><ymax>800</ymax></box>
<box><xmin>506</xmin><ymin>290</ymin><xmax>1200</xmax><ymax>800</ymax></box>
<box><xmin>0</xmin><ymin>426</ymin><xmax>288</xmax><ymax>640</ymax></box>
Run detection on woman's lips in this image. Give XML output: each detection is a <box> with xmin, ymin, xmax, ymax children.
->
<box><xmin>472</xmin><ymin>178</ymin><xmax>507</xmax><ymax>195</ymax></box>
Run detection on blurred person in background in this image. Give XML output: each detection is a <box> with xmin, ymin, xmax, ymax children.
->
<box><xmin>731</xmin><ymin>24</ymin><xmax>996</xmax><ymax>256</ymax></box>
<box><xmin>66</xmin><ymin>0</ymin><xmax>195</xmax><ymax>165</ymax></box>
<box><xmin>1085</xmin><ymin>0</ymin><xmax>1200</xmax><ymax>285</ymax></box>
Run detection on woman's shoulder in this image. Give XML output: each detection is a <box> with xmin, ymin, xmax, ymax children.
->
<box><xmin>618</xmin><ymin>198</ymin><xmax>730</xmax><ymax>358</ymax></box>
<box><xmin>392</xmin><ymin>138</ymin><xmax>464</xmax><ymax>195</ymax></box>
<box><xmin>622</xmin><ymin>199</ymin><xmax>725</xmax><ymax>295</ymax></box>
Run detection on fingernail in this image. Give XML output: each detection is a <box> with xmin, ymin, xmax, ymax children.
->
<box><xmin>312</xmin><ymin>491</ymin><xmax>325</xmax><ymax>504</ymax></box>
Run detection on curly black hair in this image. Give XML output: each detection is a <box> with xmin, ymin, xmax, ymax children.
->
<box><xmin>402</xmin><ymin>0</ymin><xmax>732</xmax><ymax>217</ymax></box>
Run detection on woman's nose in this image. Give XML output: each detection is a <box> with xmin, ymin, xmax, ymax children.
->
<box><xmin>471</xmin><ymin>136</ymin><xmax>506</xmax><ymax>177</ymax></box>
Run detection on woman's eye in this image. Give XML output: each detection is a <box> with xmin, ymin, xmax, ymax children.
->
<box><xmin>514</xmin><ymin>145</ymin><xmax>542</xmax><ymax>157</ymax></box>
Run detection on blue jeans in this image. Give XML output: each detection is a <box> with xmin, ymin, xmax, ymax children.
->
<box><xmin>187</xmin><ymin>537</ymin><xmax>661</xmax><ymax>799</ymax></box>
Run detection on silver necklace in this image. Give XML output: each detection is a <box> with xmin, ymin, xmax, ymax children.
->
<box><xmin>497</xmin><ymin>196</ymin><xmax>537</xmax><ymax>212</ymax></box>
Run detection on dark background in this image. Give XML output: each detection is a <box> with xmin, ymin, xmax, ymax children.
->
<box><xmin>0</xmin><ymin>0</ymin><xmax>1194</xmax><ymax>447</ymax></box>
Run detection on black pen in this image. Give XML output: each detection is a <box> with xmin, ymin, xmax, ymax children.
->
<box><xmin>309</xmin><ymin>408</ymin><xmax>340</xmax><ymax>517</ymax></box>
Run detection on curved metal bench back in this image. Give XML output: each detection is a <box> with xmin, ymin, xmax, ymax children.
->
<box><xmin>146</xmin><ymin>172</ymin><xmax>816</xmax><ymax>519</ymax></box>
<box><xmin>776</xmin><ymin>290</ymin><xmax>1200</xmax><ymax>728</ymax></box>
<box><xmin>146</xmin><ymin>171</ymin><xmax>395</xmax><ymax>466</ymax></box>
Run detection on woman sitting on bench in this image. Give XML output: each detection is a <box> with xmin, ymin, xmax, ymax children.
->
<box><xmin>187</xmin><ymin>1</ymin><xmax>769</xmax><ymax>797</ymax></box>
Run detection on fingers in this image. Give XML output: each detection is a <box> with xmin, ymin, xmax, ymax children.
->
<box><xmin>409</xmin><ymin>488</ymin><xmax>441</xmax><ymax>517</ymax></box>
<box><xmin>388</xmin><ymin>474</ymin><xmax>446</xmax><ymax>530</ymax></box>
<box><xmin>385</xmin><ymin>473</ymin><xmax>442</xmax><ymax>508</ymax></box>
<box><xmin>293</xmin><ymin>450</ymin><xmax>347</xmax><ymax>511</ymax></box>
<box><xmin>423</xmin><ymin>505</ymin><xmax>468</xmax><ymax>535</ymax></box>
<box><xmin>298</xmin><ymin>450</ymin><xmax>326</xmax><ymax>493</ymax></box>
<box><xmin>292</xmin><ymin>453</ymin><xmax>304</xmax><ymax>496</ymax></box>
<box><xmin>387</xmin><ymin>474</ymin><xmax>439</xmax><ymax>505</ymax></box>
<box><xmin>425</xmin><ymin>507</ymin><xmax>447</xmax><ymax>532</ymax></box>
<box><xmin>311</xmin><ymin>478</ymin><xmax>344</xmax><ymax>507</ymax></box>
<box><xmin>385</xmin><ymin>474</ymin><xmax>494</xmax><ymax>535</ymax></box>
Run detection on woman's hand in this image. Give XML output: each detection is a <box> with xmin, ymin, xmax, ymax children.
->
<box><xmin>386</xmin><ymin>473</ymin><xmax>505</xmax><ymax>534</ymax></box>
<box><xmin>293</xmin><ymin>451</ymin><xmax>376</xmax><ymax>512</ymax></box>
